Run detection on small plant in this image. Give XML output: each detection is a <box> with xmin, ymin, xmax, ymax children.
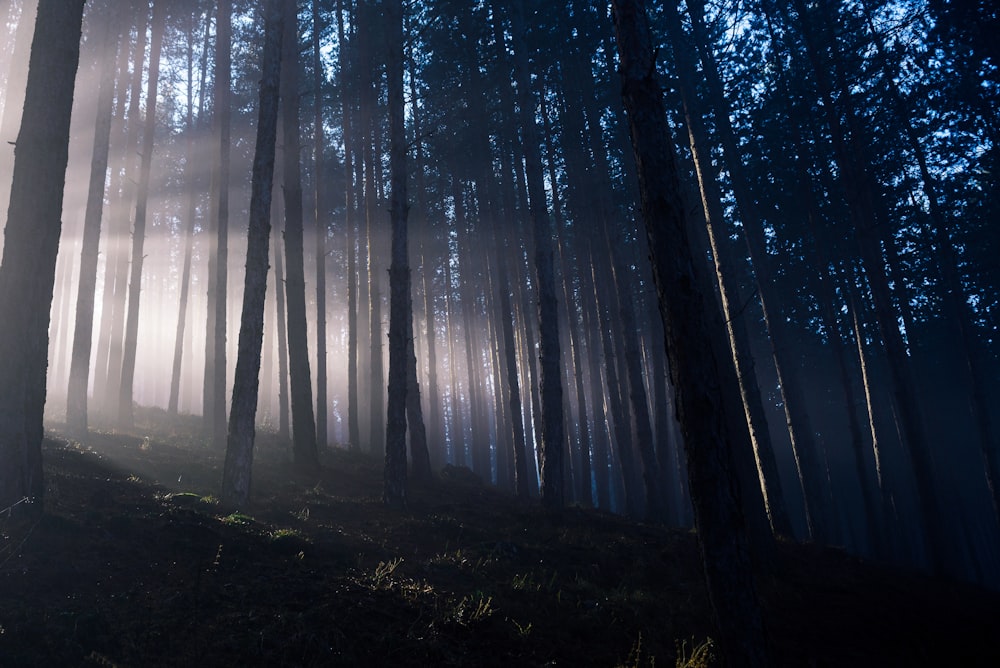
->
<box><xmin>452</xmin><ymin>592</ymin><xmax>494</xmax><ymax>626</ymax></box>
<box><xmin>676</xmin><ymin>637</ymin><xmax>715</xmax><ymax>668</ymax></box>
<box><xmin>371</xmin><ymin>557</ymin><xmax>404</xmax><ymax>587</ymax></box>
<box><xmin>511</xmin><ymin>618</ymin><xmax>532</xmax><ymax>637</ymax></box>
<box><xmin>221</xmin><ymin>512</ymin><xmax>254</xmax><ymax>526</ymax></box>
<box><xmin>269</xmin><ymin>527</ymin><xmax>301</xmax><ymax>541</ymax></box>
<box><xmin>617</xmin><ymin>633</ymin><xmax>654</xmax><ymax>668</ymax></box>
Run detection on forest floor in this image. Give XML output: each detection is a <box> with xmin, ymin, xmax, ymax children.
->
<box><xmin>2</xmin><ymin>409</ymin><xmax>999</xmax><ymax>667</ymax></box>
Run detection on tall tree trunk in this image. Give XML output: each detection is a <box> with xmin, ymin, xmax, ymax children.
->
<box><xmin>66</xmin><ymin>3</ymin><xmax>119</xmax><ymax>436</ymax></box>
<box><xmin>272</xmin><ymin>197</ymin><xmax>291</xmax><ymax>443</ymax></box>
<box><xmin>222</xmin><ymin>0</ymin><xmax>283</xmax><ymax>507</ymax></box>
<box><xmin>97</xmin><ymin>1</ymin><xmax>148</xmax><ymax>418</ymax></box>
<box><xmin>312</xmin><ymin>0</ymin><xmax>328</xmax><ymax>449</ymax></box>
<box><xmin>786</xmin><ymin>0</ymin><xmax>951</xmax><ymax>573</ymax></box>
<box><xmin>507</xmin><ymin>0</ymin><xmax>565</xmax><ymax>507</ymax></box>
<box><xmin>0</xmin><ymin>0</ymin><xmax>85</xmax><ymax>513</ymax></box>
<box><xmin>281</xmin><ymin>0</ymin><xmax>318</xmax><ymax>468</ymax></box>
<box><xmin>610</xmin><ymin>1</ymin><xmax>772</xmax><ymax>664</ymax></box>
<box><xmin>336</xmin><ymin>0</ymin><xmax>360</xmax><ymax>451</ymax></box>
<box><xmin>383</xmin><ymin>0</ymin><xmax>409</xmax><ymax>506</ymax></box>
<box><xmin>204</xmin><ymin>0</ymin><xmax>232</xmax><ymax>447</ymax></box>
<box><xmin>663</xmin><ymin>1</ymin><xmax>792</xmax><ymax>538</ymax></box>
<box><xmin>688</xmin><ymin>0</ymin><xmax>831</xmax><ymax>543</ymax></box>
<box><xmin>118</xmin><ymin>0</ymin><xmax>166</xmax><ymax>429</ymax></box>
<box><xmin>169</xmin><ymin>9</ymin><xmax>210</xmax><ymax>416</ymax></box>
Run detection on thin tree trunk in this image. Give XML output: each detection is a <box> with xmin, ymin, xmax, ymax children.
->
<box><xmin>222</xmin><ymin>0</ymin><xmax>283</xmax><ymax>508</ymax></box>
<box><xmin>611</xmin><ymin>1</ymin><xmax>772</xmax><ymax>663</ymax></box>
<box><xmin>206</xmin><ymin>0</ymin><xmax>232</xmax><ymax>447</ymax></box>
<box><xmin>66</xmin><ymin>3</ymin><xmax>119</xmax><ymax>435</ymax></box>
<box><xmin>169</xmin><ymin>9</ymin><xmax>210</xmax><ymax>416</ymax></box>
<box><xmin>281</xmin><ymin>0</ymin><xmax>318</xmax><ymax>468</ymax></box>
<box><xmin>118</xmin><ymin>0</ymin><xmax>166</xmax><ymax>429</ymax></box>
<box><xmin>98</xmin><ymin>1</ymin><xmax>148</xmax><ymax>418</ymax></box>
<box><xmin>312</xmin><ymin>0</ymin><xmax>328</xmax><ymax>449</ymax></box>
<box><xmin>507</xmin><ymin>0</ymin><xmax>565</xmax><ymax>507</ymax></box>
<box><xmin>383</xmin><ymin>0</ymin><xmax>409</xmax><ymax>507</ymax></box>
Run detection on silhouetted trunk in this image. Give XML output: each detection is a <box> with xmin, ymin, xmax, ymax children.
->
<box><xmin>96</xmin><ymin>1</ymin><xmax>148</xmax><ymax>418</ymax></box>
<box><xmin>66</xmin><ymin>3</ymin><xmax>119</xmax><ymax>436</ymax></box>
<box><xmin>204</xmin><ymin>0</ymin><xmax>232</xmax><ymax>447</ymax></box>
<box><xmin>221</xmin><ymin>0</ymin><xmax>283</xmax><ymax>508</ymax></box>
<box><xmin>663</xmin><ymin>0</ymin><xmax>791</xmax><ymax>538</ymax></box>
<box><xmin>336</xmin><ymin>0</ymin><xmax>359</xmax><ymax>451</ymax></box>
<box><xmin>787</xmin><ymin>0</ymin><xmax>951</xmax><ymax>573</ymax></box>
<box><xmin>611</xmin><ymin>1</ymin><xmax>772</xmax><ymax>664</ymax></box>
<box><xmin>688</xmin><ymin>0</ymin><xmax>831</xmax><ymax>543</ymax></box>
<box><xmin>0</xmin><ymin>0</ymin><xmax>85</xmax><ymax>513</ymax></box>
<box><xmin>118</xmin><ymin>0</ymin><xmax>165</xmax><ymax>429</ymax></box>
<box><xmin>507</xmin><ymin>0</ymin><xmax>564</xmax><ymax>507</ymax></box>
<box><xmin>281</xmin><ymin>0</ymin><xmax>318</xmax><ymax>468</ymax></box>
<box><xmin>169</xmin><ymin>10</ymin><xmax>210</xmax><ymax>416</ymax></box>
<box><xmin>312</xmin><ymin>0</ymin><xmax>328</xmax><ymax>449</ymax></box>
<box><xmin>383</xmin><ymin>0</ymin><xmax>409</xmax><ymax>506</ymax></box>
<box><xmin>272</xmin><ymin>200</ymin><xmax>290</xmax><ymax>443</ymax></box>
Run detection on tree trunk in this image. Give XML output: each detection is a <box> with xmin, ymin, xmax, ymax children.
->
<box><xmin>507</xmin><ymin>0</ymin><xmax>565</xmax><ymax>507</ymax></box>
<box><xmin>610</xmin><ymin>1</ymin><xmax>772</xmax><ymax>664</ymax></box>
<box><xmin>335</xmin><ymin>0</ymin><xmax>359</xmax><ymax>451</ymax></box>
<box><xmin>221</xmin><ymin>0</ymin><xmax>283</xmax><ymax>508</ymax></box>
<box><xmin>97</xmin><ymin>1</ymin><xmax>148</xmax><ymax>419</ymax></box>
<box><xmin>383</xmin><ymin>0</ymin><xmax>409</xmax><ymax>507</ymax></box>
<box><xmin>66</xmin><ymin>3</ymin><xmax>119</xmax><ymax>436</ymax></box>
<box><xmin>169</xmin><ymin>9</ymin><xmax>210</xmax><ymax>416</ymax></box>
<box><xmin>281</xmin><ymin>0</ymin><xmax>318</xmax><ymax>468</ymax></box>
<box><xmin>312</xmin><ymin>0</ymin><xmax>328</xmax><ymax>450</ymax></box>
<box><xmin>204</xmin><ymin>0</ymin><xmax>232</xmax><ymax>447</ymax></box>
<box><xmin>118</xmin><ymin>0</ymin><xmax>166</xmax><ymax>429</ymax></box>
<box><xmin>0</xmin><ymin>0</ymin><xmax>85</xmax><ymax>513</ymax></box>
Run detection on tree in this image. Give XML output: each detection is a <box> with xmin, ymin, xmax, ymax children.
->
<box><xmin>204</xmin><ymin>0</ymin><xmax>232</xmax><ymax>447</ymax></box>
<box><xmin>505</xmin><ymin>0</ymin><xmax>565</xmax><ymax>508</ymax></box>
<box><xmin>222</xmin><ymin>0</ymin><xmax>284</xmax><ymax>508</ymax></box>
<box><xmin>118</xmin><ymin>0</ymin><xmax>166</xmax><ymax>429</ymax></box>
<box><xmin>383</xmin><ymin>0</ymin><xmax>409</xmax><ymax>508</ymax></box>
<box><xmin>66</xmin><ymin>0</ymin><xmax>121</xmax><ymax>436</ymax></box>
<box><xmin>609</xmin><ymin>0</ymin><xmax>771</xmax><ymax>664</ymax></box>
<box><xmin>280</xmin><ymin>0</ymin><xmax>319</xmax><ymax>469</ymax></box>
<box><xmin>0</xmin><ymin>0</ymin><xmax>86</xmax><ymax>513</ymax></box>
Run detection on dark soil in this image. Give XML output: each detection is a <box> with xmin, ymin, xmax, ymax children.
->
<box><xmin>2</xmin><ymin>412</ymin><xmax>999</xmax><ymax>666</ymax></box>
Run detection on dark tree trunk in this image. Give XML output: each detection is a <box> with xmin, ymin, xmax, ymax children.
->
<box><xmin>66</xmin><ymin>3</ymin><xmax>119</xmax><ymax>436</ymax></box>
<box><xmin>383</xmin><ymin>0</ymin><xmax>409</xmax><ymax>507</ymax></box>
<box><xmin>118</xmin><ymin>0</ymin><xmax>166</xmax><ymax>429</ymax></box>
<box><xmin>312</xmin><ymin>0</ymin><xmax>328</xmax><ymax>450</ymax></box>
<box><xmin>280</xmin><ymin>0</ymin><xmax>319</xmax><ymax>468</ymax></box>
<box><xmin>663</xmin><ymin>0</ymin><xmax>792</xmax><ymax>538</ymax></box>
<box><xmin>507</xmin><ymin>0</ymin><xmax>565</xmax><ymax>508</ymax></box>
<box><xmin>610</xmin><ymin>1</ymin><xmax>772</xmax><ymax>665</ymax></box>
<box><xmin>206</xmin><ymin>0</ymin><xmax>232</xmax><ymax>447</ymax></box>
<box><xmin>97</xmin><ymin>1</ymin><xmax>148</xmax><ymax>418</ymax></box>
<box><xmin>272</xmin><ymin>198</ymin><xmax>291</xmax><ymax>443</ymax></box>
<box><xmin>0</xmin><ymin>0</ymin><xmax>85</xmax><ymax>513</ymax></box>
<box><xmin>336</xmin><ymin>0</ymin><xmax>360</xmax><ymax>451</ymax></box>
<box><xmin>221</xmin><ymin>0</ymin><xmax>283</xmax><ymax>508</ymax></box>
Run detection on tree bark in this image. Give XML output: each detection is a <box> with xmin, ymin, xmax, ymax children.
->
<box><xmin>0</xmin><ymin>0</ymin><xmax>85</xmax><ymax>513</ymax></box>
<box><xmin>507</xmin><ymin>0</ymin><xmax>565</xmax><ymax>508</ymax></box>
<box><xmin>118</xmin><ymin>0</ymin><xmax>166</xmax><ymax>429</ymax></box>
<box><xmin>222</xmin><ymin>0</ymin><xmax>283</xmax><ymax>508</ymax></box>
<box><xmin>66</xmin><ymin>3</ymin><xmax>119</xmax><ymax>436</ymax></box>
<box><xmin>610</xmin><ymin>1</ymin><xmax>772</xmax><ymax>664</ymax></box>
<box><xmin>383</xmin><ymin>0</ymin><xmax>409</xmax><ymax>507</ymax></box>
<box><xmin>280</xmin><ymin>0</ymin><xmax>319</xmax><ymax>468</ymax></box>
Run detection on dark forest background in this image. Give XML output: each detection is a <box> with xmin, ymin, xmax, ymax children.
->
<box><xmin>1</xmin><ymin>0</ymin><xmax>998</xmax><ymax>594</ymax></box>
